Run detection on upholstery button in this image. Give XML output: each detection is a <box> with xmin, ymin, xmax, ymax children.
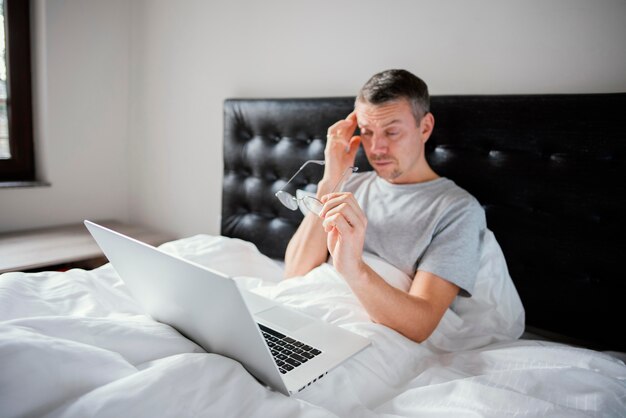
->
<box><xmin>432</xmin><ymin>145</ymin><xmax>453</xmax><ymax>160</ymax></box>
<box><xmin>550</xmin><ymin>153</ymin><xmax>567</xmax><ymax>163</ymax></box>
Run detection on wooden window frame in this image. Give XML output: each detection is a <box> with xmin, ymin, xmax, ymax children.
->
<box><xmin>0</xmin><ymin>0</ymin><xmax>35</xmax><ymax>182</ymax></box>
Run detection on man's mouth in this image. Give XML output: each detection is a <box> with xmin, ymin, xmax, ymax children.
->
<box><xmin>371</xmin><ymin>157</ymin><xmax>395</xmax><ymax>166</ymax></box>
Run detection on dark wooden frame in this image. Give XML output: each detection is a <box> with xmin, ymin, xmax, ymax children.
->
<box><xmin>0</xmin><ymin>0</ymin><xmax>35</xmax><ymax>182</ymax></box>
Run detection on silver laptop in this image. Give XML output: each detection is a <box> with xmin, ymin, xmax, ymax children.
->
<box><xmin>84</xmin><ymin>220</ymin><xmax>370</xmax><ymax>395</ymax></box>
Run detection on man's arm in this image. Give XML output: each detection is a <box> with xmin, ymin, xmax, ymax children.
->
<box><xmin>283</xmin><ymin>112</ymin><xmax>361</xmax><ymax>278</ymax></box>
<box><xmin>319</xmin><ymin>191</ymin><xmax>459</xmax><ymax>343</ymax></box>
<box><xmin>283</xmin><ymin>180</ymin><xmax>334</xmax><ymax>278</ymax></box>
<box><xmin>345</xmin><ymin>263</ymin><xmax>459</xmax><ymax>342</ymax></box>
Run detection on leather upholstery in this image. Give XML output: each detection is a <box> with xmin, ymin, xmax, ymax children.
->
<box><xmin>222</xmin><ymin>94</ymin><xmax>626</xmax><ymax>351</ymax></box>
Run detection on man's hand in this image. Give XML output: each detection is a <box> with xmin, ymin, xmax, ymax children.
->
<box><xmin>321</xmin><ymin>112</ymin><xmax>361</xmax><ymax>196</ymax></box>
<box><xmin>319</xmin><ymin>192</ymin><xmax>368</xmax><ymax>280</ymax></box>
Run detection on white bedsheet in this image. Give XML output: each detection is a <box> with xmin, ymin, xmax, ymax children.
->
<box><xmin>1</xmin><ymin>235</ymin><xmax>625</xmax><ymax>417</ymax></box>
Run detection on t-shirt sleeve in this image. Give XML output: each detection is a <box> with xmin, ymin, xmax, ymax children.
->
<box><xmin>416</xmin><ymin>198</ymin><xmax>486</xmax><ymax>297</ymax></box>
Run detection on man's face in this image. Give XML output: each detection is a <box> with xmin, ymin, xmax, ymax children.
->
<box><xmin>355</xmin><ymin>99</ymin><xmax>429</xmax><ymax>184</ymax></box>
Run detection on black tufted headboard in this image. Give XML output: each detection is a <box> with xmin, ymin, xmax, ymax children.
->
<box><xmin>222</xmin><ymin>94</ymin><xmax>626</xmax><ymax>352</ymax></box>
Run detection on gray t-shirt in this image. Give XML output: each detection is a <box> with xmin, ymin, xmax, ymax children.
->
<box><xmin>343</xmin><ymin>171</ymin><xmax>486</xmax><ymax>296</ymax></box>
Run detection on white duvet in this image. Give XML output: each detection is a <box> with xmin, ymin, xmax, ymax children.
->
<box><xmin>1</xmin><ymin>235</ymin><xmax>625</xmax><ymax>417</ymax></box>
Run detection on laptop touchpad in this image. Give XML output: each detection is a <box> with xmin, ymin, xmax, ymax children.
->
<box><xmin>256</xmin><ymin>306</ymin><xmax>313</xmax><ymax>332</ymax></box>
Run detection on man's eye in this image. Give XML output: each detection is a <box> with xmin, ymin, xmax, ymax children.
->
<box><xmin>387</xmin><ymin>131</ymin><xmax>399</xmax><ymax>137</ymax></box>
<box><xmin>361</xmin><ymin>131</ymin><xmax>372</xmax><ymax>137</ymax></box>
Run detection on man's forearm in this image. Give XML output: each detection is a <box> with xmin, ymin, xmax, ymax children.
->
<box><xmin>283</xmin><ymin>179</ymin><xmax>336</xmax><ymax>278</ymax></box>
<box><xmin>343</xmin><ymin>263</ymin><xmax>449</xmax><ymax>343</ymax></box>
<box><xmin>283</xmin><ymin>213</ymin><xmax>328</xmax><ymax>277</ymax></box>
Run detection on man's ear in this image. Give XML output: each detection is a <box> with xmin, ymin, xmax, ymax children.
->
<box><xmin>420</xmin><ymin>113</ymin><xmax>435</xmax><ymax>142</ymax></box>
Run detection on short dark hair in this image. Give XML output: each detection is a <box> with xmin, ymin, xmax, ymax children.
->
<box><xmin>356</xmin><ymin>69</ymin><xmax>430</xmax><ymax>124</ymax></box>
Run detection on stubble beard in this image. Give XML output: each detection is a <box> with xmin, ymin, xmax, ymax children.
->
<box><xmin>370</xmin><ymin>154</ymin><xmax>402</xmax><ymax>182</ymax></box>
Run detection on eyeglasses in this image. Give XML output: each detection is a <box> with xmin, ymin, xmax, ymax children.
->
<box><xmin>275</xmin><ymin>160</ymin><xmax>358</xmax><ymax>216</ymax></box>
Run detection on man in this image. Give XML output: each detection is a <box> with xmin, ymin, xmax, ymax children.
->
<box><xmin>284</xmin><ymin>69</ymin><xmax>487</xmax><ymax>344</ymax></box>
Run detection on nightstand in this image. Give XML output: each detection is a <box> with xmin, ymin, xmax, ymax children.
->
<box><xmin>0</xmin><ymin>221</ymin><xmax>174</xmax><ymax>273</ymax></box>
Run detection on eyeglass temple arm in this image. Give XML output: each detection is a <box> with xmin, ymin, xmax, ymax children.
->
<box><xmin>276</xmin><ymin>160</ymin><xmax>325</xmax><ymax>193</ymax></box>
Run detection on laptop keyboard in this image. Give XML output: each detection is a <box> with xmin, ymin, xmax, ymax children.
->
<box><xmin>258</xmin><ymin>324</ymin><xmax>323</xmax><ymax>374</ymax></box>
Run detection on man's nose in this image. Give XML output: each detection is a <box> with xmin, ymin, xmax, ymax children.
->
<box><xmin>369</xmin><ymin>133</ymin><xmax>389</xmax><ymax>153</ymax></box>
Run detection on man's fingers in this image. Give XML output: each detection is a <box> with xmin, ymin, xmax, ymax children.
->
<box><xmin>328</xmin><ymin>114</ymin><xmax>357</xmax><ymax>138</ymax></box>
<box><xmin>327</xmin><ymin>119</ymin><xmax>344</xmax><ymax>133</ymax></box>
<box><xmin>319</xmin><ymin>195</ymin><xmax>367</xmax><ymax>232</ymax></box>
<box><xmin>349</xmin><ymin>135</ymin><xmax>361</xmax><ymax>154</ymax></box>
<box><xmin>320</xmin><ymin>192</ymin><xmax>356</xmax><ymax>208</ymax></box>
<box><xmin>323</xmin><ymin>213</ymin><xmax>354</xmax><ymax>234</ymax></box>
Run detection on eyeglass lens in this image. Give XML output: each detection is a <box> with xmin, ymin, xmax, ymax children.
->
<box><xmin>275</xmin><ymin>163</ymin><xmax>357</xmax><ymax>214</ymax></box>
<box><xmin>275</xmin><ymin>190</ymin><xmax>298</xmax><ymax>210</ymax></box>
<box><xmin>302</xmin><ymin>196</ymin><xmax>324</xmax><ymax>215</ymax></box>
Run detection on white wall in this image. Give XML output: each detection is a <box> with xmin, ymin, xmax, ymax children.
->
<box><xmin>0</xmin><ymin>0</ymin><xmax>131</xmax><ymax>232</ymax></box>
<box><xmin>128</xmin><ymin>0</ymin><xmax>626</xmax><ymax>238</ymax></box>
<box><xmin>2</xmin><ymin>0</ymin><xmax>625</xmax><ymax>238</ymax></box>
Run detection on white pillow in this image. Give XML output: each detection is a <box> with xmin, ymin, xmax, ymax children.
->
<box><xmin>425</xmin><ymin>229</ymin><xmax>526</xmax><ymax>352</ymax></box>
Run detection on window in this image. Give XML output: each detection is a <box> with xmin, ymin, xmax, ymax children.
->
<box><xmin>0</xmin><ymin>0</ymin><xmax>35</xmax><ymax>182</ymax></box>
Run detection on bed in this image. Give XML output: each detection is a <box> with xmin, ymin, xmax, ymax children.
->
<box><xmin>2</xmin><ymin>94</ymin><xmax>625</xmax><ymax>417</ymax></box>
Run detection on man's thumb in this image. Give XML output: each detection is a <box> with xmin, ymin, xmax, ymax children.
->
<box><xmin>349</xmin><ymin>135</ymin><xmax>361</xmax><ymax>155</ymax></box>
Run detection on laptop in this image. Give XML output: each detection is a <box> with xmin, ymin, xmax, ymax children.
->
<box><xmin>84</xmin><ymin>220</ymin><xmax>370</xmax><ymax>395</ymax></box>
